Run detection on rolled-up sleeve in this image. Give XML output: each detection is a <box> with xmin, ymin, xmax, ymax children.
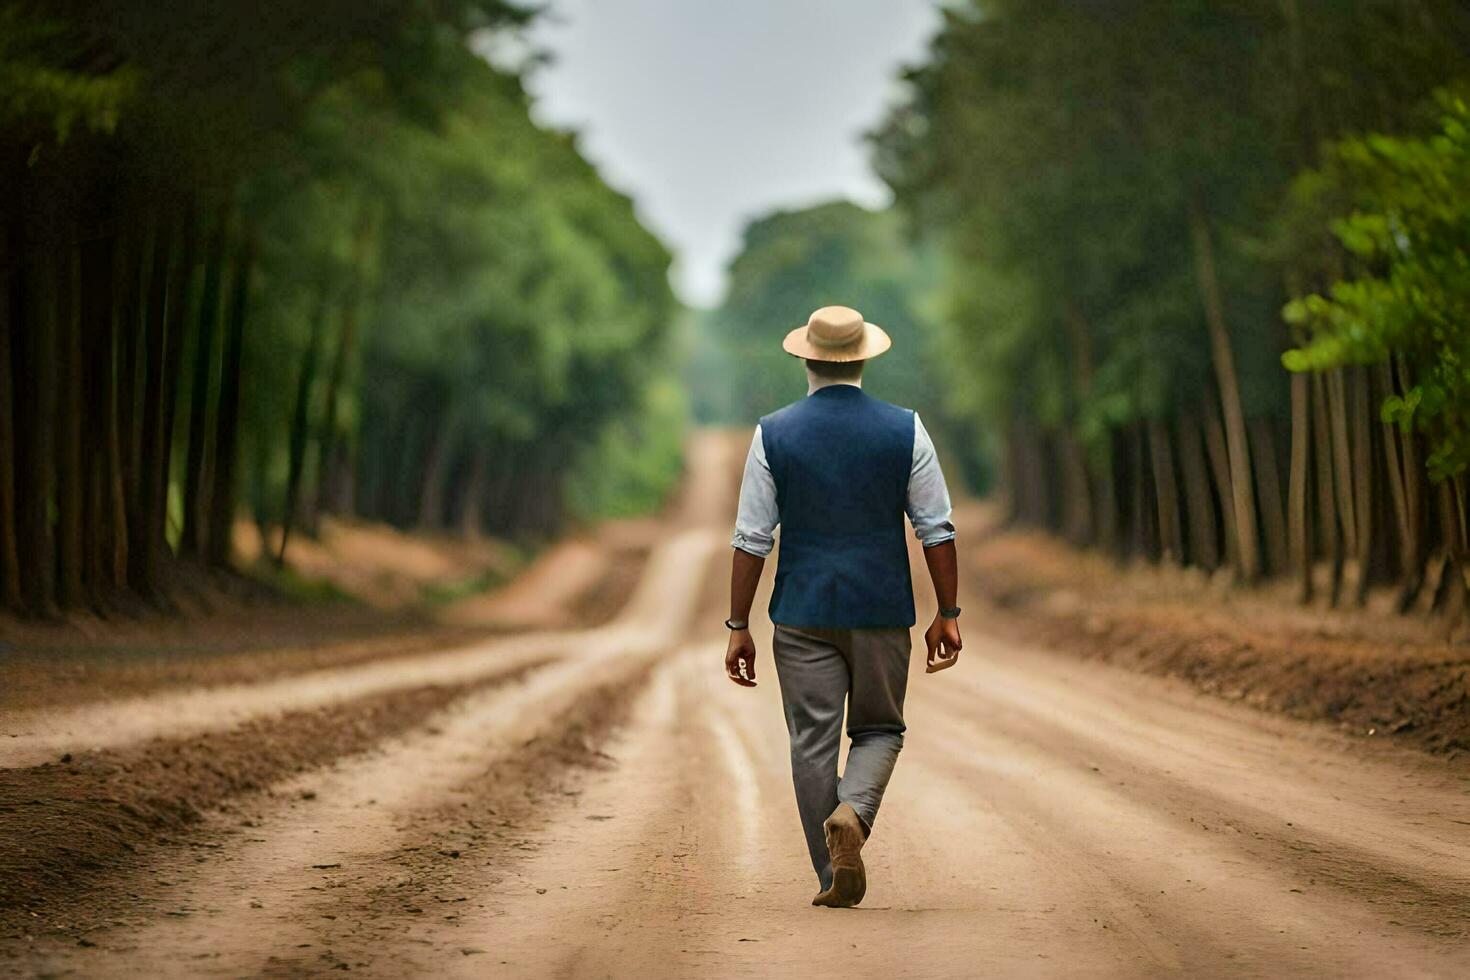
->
<box><xmin>907</xmin><ymin>414</ymin><xmax>956</xmax><ymax>547</ymax></box>
<box><xmin>731</xmin><ymin>425</ymin><xmax>778</xmax><ymax>557</ymax></box>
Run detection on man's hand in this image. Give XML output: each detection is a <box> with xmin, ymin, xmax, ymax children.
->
<box><xmin>725</xmin><ymin>629</ymin><xmax>758</xmax><ymax>687</ymax></box>
<box><xmin>924</xmin><ymin>613</ymin><xmax>962</xmax><ymax>673</ymax></box>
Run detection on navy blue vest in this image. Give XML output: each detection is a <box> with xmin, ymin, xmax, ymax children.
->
<box><xmin>760</xmin><ymin>385</ymin><xmax>916</xmax><ymax>629</ymax></box>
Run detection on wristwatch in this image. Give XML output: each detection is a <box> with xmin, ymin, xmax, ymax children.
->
<box><xmin>724</xmin><ymin>618</ymin><xmax>749</xmax><ymax>631</ymax></box>
<box><xmin>940</xmin><ymin>606</ymin><xmax>962</xmax><ymax>620</ymax></box>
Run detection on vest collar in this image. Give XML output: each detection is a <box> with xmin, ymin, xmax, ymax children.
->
<box><xmin>806</xmin><ymin>381</ymin><xmax>864</xmax><ymax>399</ymax></box>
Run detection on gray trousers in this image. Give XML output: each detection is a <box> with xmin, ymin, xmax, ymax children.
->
<box><xmin>771</xmin><ymin>624</ymin><xmax>911</xmax><ymax>890</ymax></box>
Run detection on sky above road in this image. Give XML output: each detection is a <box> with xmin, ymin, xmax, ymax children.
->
<box><xmin>525</xmin><ymin>0</ymin><xmax>942</xmax><ymax>308</ymax></box>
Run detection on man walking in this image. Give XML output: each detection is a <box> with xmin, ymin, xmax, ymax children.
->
<box><xmin>724</xmin><ymin>305</ymin><xmax>963</xmax><ymax>909</ymax></box>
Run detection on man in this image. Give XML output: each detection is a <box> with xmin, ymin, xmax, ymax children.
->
<box><xmin>724</xmin><ymin>305</ymin><xmax>963</xmax><ymax>909</ymax></box>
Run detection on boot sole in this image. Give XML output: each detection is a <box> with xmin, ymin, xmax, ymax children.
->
<box><xmin>829</xmin><ymin>862</ymin><xmax>866</xmax><ymax>907</ymax></box>
<box><xmin>823</xmin><ymin>819</ymin><xmax>867</xmax><ymax>908</ymax></box>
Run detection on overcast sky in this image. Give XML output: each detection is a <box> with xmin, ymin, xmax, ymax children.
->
<box><xmin>524</xmin><ymin>1</ymin><xmax>942</xmax><ymax>308</ymax></box>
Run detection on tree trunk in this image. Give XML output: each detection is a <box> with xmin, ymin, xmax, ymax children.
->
<box><xmin>104</xmin><ymin>236</ymin><xmax>130</xmax><ymax>591</ymax></box>
<box><xmin>1060</xmin><ymin>431</ymin><xmax>1094</xmax><ymax>547</ymax></box>
<box><xmin>1203</xmin><ymin>398</ymin><xmax>1240</xmax><ymax>572</ymax></box>
<box><xmin>314</xmin><ymin>209</ymin><xmax>375</xmax><ymax>522</ymax></box>
<box><xmin>999</xmin><ymin>420</ymin><xmax>1021</xmax><ymax>525</ymax></box>
<box><xmin>19</xmin><ymin>234</ymin><xmax>59</xmax><ymax>614</ymax></box>
<box><xmin>1430</xmin><ymin>480</ymin><xmax>1468</xmax><ymax>621</ymax></box>
<box><xmin>1148</xmin><ymin>418</ymin><xmax>1183</xmax><ymax>565</ymax></box>
<box><xmin>1128</xmin><ymin>423</ymin><xmax>1152</xmax><ymax>561</ymax></box>
<box><xmin>278</xmin><ymin>297</ymin><xmax>328</xmax><ymax>565</ymax></box>
<box><xmin>1028</xmin><ymin>423</ymin><xmax>1050</xmax><ymax>529</ymax></box>
<box><xmin>1035</xmin><ymin>429</ymin><xmax>1057</xmax><ymax>531</ymax></box>
<box><xmin>1310</xmin><ymin>372</ymin><xmax>1343</xmax><ymax>605</ymax></box>
<box><xmin>151</xmin><ymin>206</ymin><xmax>198</xmax><ymax>590</ymax></box>
<box><xmin>458</xmin><ymin>447</ymin><xmax>489</xmax><ymax>539</ymax></box>
<box><xmin>382</xmin><ymin>410</ymin><xmax>422</xmax><ymax>527</ymax></box>
<box><xmin>1349</xmin><ymin>366</ymin><xmax>1374</xmax><ymax>605</ymax></box>
<box><xmin>132</xmin><ymin>212</ymin><xmax>181</xmax><ymax>595</ymax></box>
<box><xmin>313</xmin><ymin>306</ymin><xmax>358</xmax><ymax>526</ymax></box>
<box><xmin>1188</xmin><ymin>197</ymin><xmax>1260</xmax><ymax>583</ymax></box>
<box><xmin>79</xmin><ymin>226</ymin><xmax>126</xmax><ymax>598</ymax></box>
<box><xmin>180</xmin><ymin>212</ymin><xmax>227</xmax><ymax>560</ymax></box>
<box><xmin>206</xmin><ymin>234</ymin><xmax>254</xmax><ymax>569</ymax></box>
<box><xmin>56</xmin><ymin>231</ymin><xmax>85</xmax><ymax>607</ymax></box>
<box><xmin>1061</xmin><ymin>305</ymin><xmax>1096</xmax><ymax>547</ymax></box>
<box><xmin>1010</xmin><ymin>420</ymin><xmax>1033</xmax><ymax>526</ymax></box>
<box><xmin>81</xmin><ymin>238</ymin><xmax>106</xmax><ymax>604</ymax></box>
<box><xmin>1011</xmin><ymin>419</ymin><xmax>1038</xmax><ymax>526</ymax></box>
<box><xmin>1249</xmin><ymin>418</ymin><xmax>1288</xmax><ymax>579</ymax></box>
<box><xmin>0</xmin><ymin>226</ymin><xmax>21</xmax><ymax>609</ymax></box>
<box><xmin>1177</xmin><ymin>413</ymin><xmax>1219</xmax><ymax>572</ymax></box>
<box><xmin>1287</xmin><ymin>372</ymin><xmax>1312</xmax><ymax>602</ymax></box>
<box><xmin>247</xmin><ymin>428</ymin><xmax>272</xmax><ymax>562</ymax></box>
<box><xmin>1376</xmin><ymin>361</ymin><xmax>1416</xmax><ymax>610</ymax></box>
<box><xmin>1392</xmin><ymin>357</ymin><xmax>1427</xmax><ymax>612</ymax></box>
<box><xmin>1325</xmin><ymin>367</ymin><xmax>1357</xmax><ymax>561</ymax></box>
<box><xmin>115</xmin><ymin>221</ymin><xmax>145</xmax><ymax>571</ymax></box>
<box><xmin>1457</xmin><ymin>476</ymin><xmax>1469</xmax><ymax>540</ymax></box>
<box><xmin>417</xmin><ymin>408</ymin><xmax>460</xmax><ymax>531</ymax></box>
<box><xmin>1092</xmin><ymin>444</ymin><xmax>1119</xmax><ymax>558</ymax></box>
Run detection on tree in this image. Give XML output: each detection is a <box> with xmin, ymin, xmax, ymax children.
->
<box><xmin>873</xmin><ymin>0</ymin><xmax>1470</xmax><ymax>609</ymax></box>
<box><xmin>694</xmin><ymin>201</ymin><xmax>959</xmax><ymax>473</ymax></box>
<box><xmin>0</xmin><ymin>0</ymin><xmax>678</xmax><ymax>615</ymax></box>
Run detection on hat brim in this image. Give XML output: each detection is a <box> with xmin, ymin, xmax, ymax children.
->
<box><xmin>781</xmin><ymin>321</ymin><xmax>892</xmax><ymax>362</ymax></box>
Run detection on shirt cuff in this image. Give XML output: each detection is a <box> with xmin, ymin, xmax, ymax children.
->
<box><xmin>916</xmin><ymin>522</ymin><xmax>956</xmax><ymax>548</ymax></box>
<box><xmin>731</xmin><ymin>529</ymin><xmax>774</xmax><ymax>558</ymax></box>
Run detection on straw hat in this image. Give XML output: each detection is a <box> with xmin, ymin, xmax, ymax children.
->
<box><xmin>781</xmin><ymin>306</ymin><xmax>891</xmax><ymax>363</ymax></box>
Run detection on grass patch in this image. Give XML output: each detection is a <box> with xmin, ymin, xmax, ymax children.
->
<box><xmin>419</xmin><ymin>566</ymin><xmax>512</xmax><ymax>607</ymax></box>
<box><xmin>247</xmin><ymin>562</ymin><xmax>361</xmax><ymax>606</ymax></box>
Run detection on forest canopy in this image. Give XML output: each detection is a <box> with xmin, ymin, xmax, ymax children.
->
<box><xmin>873</xmin><ymin>0</ymin><xmax>1470</xmax><ymax>610</ymax></box>
<box><xmin>0</xmin><ymin>0</ymin><xmax>680</xmax><ymax>616</ymax></box>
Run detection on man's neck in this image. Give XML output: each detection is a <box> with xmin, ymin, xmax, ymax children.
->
<box><xmin>806</xmin><ymin>374</ymin><xmax>863</xmax><ymax>396</ymax></box>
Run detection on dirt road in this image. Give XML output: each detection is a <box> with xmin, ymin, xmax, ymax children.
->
<box><xmin>4</xmin><ymin>432</ymin><xmax>1469</xmax><ymax>978</ymax></box>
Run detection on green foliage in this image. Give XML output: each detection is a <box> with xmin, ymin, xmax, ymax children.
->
<box><xmin>0</xmin><ymin>6</ymin><xmax>138</xmax><ymax>141</ymax></box>
<box><xmin>565</xmin><ymin>378</ymin><xmax>687</xmax><ymax>522</ymax></box>
<box><xmin>876</xmin><ymin>0</ymin><xmax>1470</xmax><ymax>482</ymax></box>
<box><xmin>895</xmin><ymin>2</ymin><xmax>1296</xmax><ymax>418</ymax></box>
<box><xmin>1283</xmin><ymin>95</ymin><xmax>1470</xmax><ymax>479</ymax></box>
<box><xmin>419</xmin><ymin>566</ymin><xmax>514</xmax><ymax>607</ymax></box>
<box><xmin>235</xmin><ymin>44</ymin><xmax>685</xmax><ymax>535</ymax></box>
<box><xmin>253</xmin><ymin>562</ymin><xmax>361</xmax><ymax>606</ymax></box>
<box><xmin>693</xmin><ymin>200</ymin><xmax>943</xmax><ymax>424</ymax></box>
<box><xmin>1</xmin><ymin>0</ymin><xmax>682</xmax><ymax>612</ymax></box>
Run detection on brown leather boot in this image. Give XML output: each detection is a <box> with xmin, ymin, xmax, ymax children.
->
<box><xmin>811</xmin><ymin>803</ymin><xmax>867</xmax><ymax>908</ymax></box>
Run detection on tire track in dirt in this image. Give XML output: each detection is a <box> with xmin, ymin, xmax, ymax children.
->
<box><xmin>929</xmin><ymin>642</ymin><xmax>1470</xmax><ymax>932</ymax></box>
<box><xmin>382</xmin><ymin>646</ymin><xmax>789</xmax><ymax>979</ymax></box>
<box><xmin>241</xmin><ymin>662</ymin><xmax>659</xmax><ymax>977</ymax></box>
<box><xmin>381</xmin><ymin>633</ymin><xmax>1192</xmax><ymax>978</ymax></box>
<box><xmin>0</xmin><ymin>658</ymin><xmax>547</xmax><ymax>928</ymax></box>
<box><xmin>911</xmin><ymin>659</ymin><xmax>1470</xmax><ymax>974</ymax></box>
<box><xmin>289</xmin><ymin>604</ymin><xmax>1470</xmax><ymax>979</ymax></box>
<box><xmin>3</xmin><ymin>524</ymin><xmax>724</xmax><ymax>976</ymax></box>
<box><xmin>11</xmin><ymin>431</ymin><xmax>1469</xmax><ymax>977</ymax></box>
<box><xmin>1</xmin><ymin>635</ymin><xmax>564</xmax><ymax>769</ymax></box>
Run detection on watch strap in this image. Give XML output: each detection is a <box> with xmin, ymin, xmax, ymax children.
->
<box><xmin>940</xmin><ymin>606</ymin><xmax>962</xmax><ymax>620</ymax></box>
<box><xmin>724</xmin><ymin>618</ymin><xmax>749</xmax><ymax>631</ymax></box>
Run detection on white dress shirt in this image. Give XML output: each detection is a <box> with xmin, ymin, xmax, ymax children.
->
<box><xmin>730</xmin><ymin>381</ymin><xmax>956</xmax><ymax>558</ymax></box>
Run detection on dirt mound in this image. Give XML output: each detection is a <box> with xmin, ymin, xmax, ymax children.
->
<box><xmin>236</xmin><ymin>516</ymin><xmax>518</xmax><ymax>610</ymax></box>
<box><xmin>0</xmin><ymin>660</ymin><xmax>542</xmax><ymax>942</ymax></box>
<box><xmin>443</xmin><ymin>520</ymin><xmax>652</xmax><ymax>631</ymax></box>
<box><xmin>963</xmin><ymin>511</ymin><xmax>1470</xmax><ymax>756</ymax></box>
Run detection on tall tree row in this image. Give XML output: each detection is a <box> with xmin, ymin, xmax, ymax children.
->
<box><xmin>875</xmin><ymin>0</ymin><xmax>1470</xmax><ymax>614</ymax></box>
<box><xmin>692</xmin><ymin>205</ymin><xmax>943</xmax><ymax>421</ymax></box>
<box><xmin>0</xmin><ymin>2</ymin><xmax>679</xmax><ymax>617</ymax></box>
